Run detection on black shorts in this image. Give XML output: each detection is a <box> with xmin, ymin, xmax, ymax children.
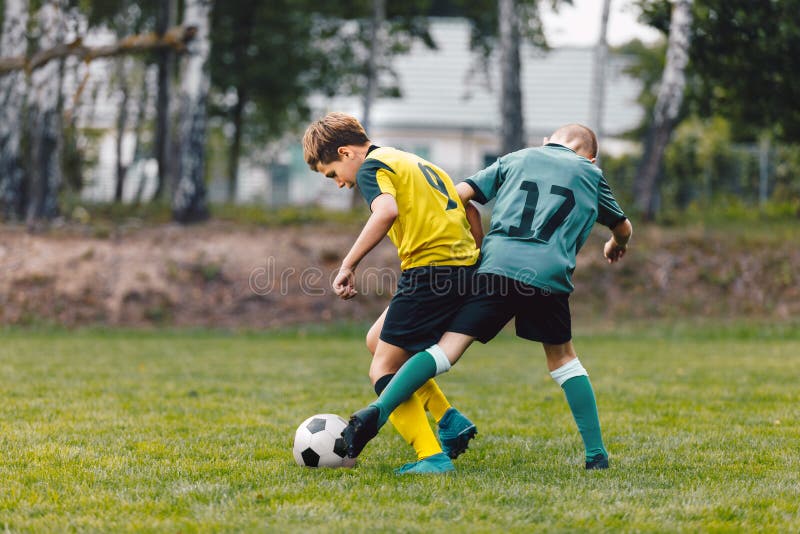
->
<box><xmin>447</xmin><ymin>273</ymin><xmax>572</xmax><ymax>345</ymax></box>
<box><xmin>380</xmin><ymin>262</ymin><xmax>480</xmax><ymax>353</ymax></box>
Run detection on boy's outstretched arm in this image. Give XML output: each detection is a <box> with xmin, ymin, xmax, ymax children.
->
<box><xmin>604</xmin><ymin>218</ymin><xmax>632</xmax><ymax>263</ymax></box>
<box><xmin>456</xmin><ymin>182</ymin><xmax>484</xmax><ymax>248</ymax></box>
<box><xmin>333</xmin><ymin>193</ymin><xmax>398</xmax><ymax>299</ymax></box>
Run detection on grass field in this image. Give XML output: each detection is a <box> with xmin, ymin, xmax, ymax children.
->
<box><xmin>1</xmin><ymin>324</ymin><xmax>799</xmax><ymax>532</ymax></box>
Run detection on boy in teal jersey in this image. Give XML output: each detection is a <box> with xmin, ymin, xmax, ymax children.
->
<box><xmin>344</xmin><ymin>123</ymin><xmax>633</xmax><ymax>469</ymax></box>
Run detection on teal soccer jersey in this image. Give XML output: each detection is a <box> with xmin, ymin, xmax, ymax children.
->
<box><xmin>465</xmin><ymin>143</ymin><xmax>626</xmax><ymax>294</ymax></box>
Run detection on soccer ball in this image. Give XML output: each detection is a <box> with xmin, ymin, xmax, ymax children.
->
<box><xmin>292</xmin><ymin>414</ymin><xmax>356</xmax><ymax>468</ymax></box>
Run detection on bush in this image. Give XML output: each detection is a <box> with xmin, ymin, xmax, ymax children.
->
<box><xmin>662</xmin><ymin>116</ymin><xmax>738</xmax><ymax>210</ymax></box>
<box><xmin>603</xmin><ymin>115</ymin><xmax>800</xmax><ymax>222</ymax></box>
<box><xmin>772</xmin><ymin>143</ymin><xmax>800</xmax><ymax>202</ymax></box>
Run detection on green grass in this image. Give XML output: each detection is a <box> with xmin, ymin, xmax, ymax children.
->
<box><xmin>1</xmin><ymin>326</ymin><xmax>799</xmax><ymax>532</ymax></box>
<box><xmin>56</xmin><ymin>198</ymin><xmax>367</xmax><ymax>230</ymax></box>
<box><xmin>53</xmin><ymin>195</ymin><xmax>800</xmax><ymax>235</ymax></box>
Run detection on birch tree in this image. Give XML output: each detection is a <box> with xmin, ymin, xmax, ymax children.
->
<box><xmin>131</xmin><ymin>65</ymin><xmax>154</xmax><ymax>204</ymax></box>
<box><xmin>634</xmin><ymin>0</ymin><xmax>693</xmax><ymax>219</ymax></box>
<box><xmin>172</xmin><ymin>0</ymin><xmax>211</xmax><ymax>223</ymax></box>
<box><xmin>0</xmin><ymin>0</ymin><xmax>28</xmax><ymax>220</ymax></box>
<box><xmin>498</xmin><ymin>0</ymin><xmax>524</xmax><ymax>155</ymax></box>
<box><xmin>114</xmin><ymin>57</ymin><xmax>132</xmax><ymax>203</ymax></box>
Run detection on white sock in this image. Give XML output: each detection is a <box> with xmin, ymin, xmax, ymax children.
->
<box><xmin>550</xmin><ymin>358</ymin><xmax>588</xmax><ymax>387</ymax></box>
<box><xmin>426</xmin><ymin>344</ymin><xmax>451</xmax><ymax>375</ymax></box>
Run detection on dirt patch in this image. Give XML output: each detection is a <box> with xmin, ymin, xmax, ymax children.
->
<box><xmin>1</xmin><ymin>222</ymin><xmax>798</xmax><ymax>328</ymax></box>
<box><xmin>0</xmin><ymin>222</ymin><xmax>393</xmax><ymax>328</ymax></box>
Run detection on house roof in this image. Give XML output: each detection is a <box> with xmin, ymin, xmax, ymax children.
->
<box><xmin>316</xmin><ymin>18</ymin><xmax>643</xmax><ymax>137</ymax></box>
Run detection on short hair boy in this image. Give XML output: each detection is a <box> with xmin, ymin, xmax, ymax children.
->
<box><xmin>302</xmin><ymin>112</ymin><xmax>483</xmax><ymax>474</ymax></box>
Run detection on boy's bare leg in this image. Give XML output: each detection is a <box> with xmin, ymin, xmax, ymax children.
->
<box><xmin>364</xmin><ymin>308</ymin><xmax>387</xmax><ymax>358</ymax></box>
<box><xmin>543</xmin><ymin>340</ymin><xmax>577</xmax><ymax>371</ymax></box>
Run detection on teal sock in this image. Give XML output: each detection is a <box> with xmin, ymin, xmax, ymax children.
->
<box><xmin>561</xmin><ymin>375</ymin><xmax>607</xmax><ymax>461</ymax></box>
<box><xmin>371</xmin><ymin>351</ymin><xmax>437</xmax><ymax>428</ymax></box>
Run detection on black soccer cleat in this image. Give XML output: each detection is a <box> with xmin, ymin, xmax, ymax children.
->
<box><xmin>342</xmin><ymin>405</ymin><xmax>380</xmax><ymax>458</ymax></box>
<box><xmin>585</xmin><ymin>453</ymin><xmax>609</xmax><ymax>470</ymax></box>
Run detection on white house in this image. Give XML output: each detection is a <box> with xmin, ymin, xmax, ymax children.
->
<box><xmin>269</xmin><ymin>18</ymin><xmax>643</xmax><ymax>210</ymax></box>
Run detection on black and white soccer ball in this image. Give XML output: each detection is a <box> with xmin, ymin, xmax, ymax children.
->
<box><xmin>292</xmin><ymin>414</ymin><xmax>356</xmax><ymax>468</ymax></box>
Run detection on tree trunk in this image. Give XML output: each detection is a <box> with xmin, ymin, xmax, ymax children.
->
<box><xmin>114</xmin><ymin>57</ymin><xmax>131</xmax><ymax>203</ymax></box>
<box><xmin>590</xmin><ymin>0</ymin><xmax>611</xmax><ymax>166</ymax></box>
<box><xmin>224</xmin><ymin>8</ymin><xmax>255</xmax><ymax>204</ymax></box>
<box><xmin>172</xmin><ymin>0</ymin><xmax>211</xmax><ymax>223</ymax></box>
<box><xmin>499</xmin><ymin>0</ymin><xmax>524</xmax><ymax>155</ymax></box>
<box><xmin>132</xmin><ymin>65</ymin><xmax>153</xmax><ymax>204</ymax></box>
<box><xmin>361</xmin><ymin>0</ymin><xmax>385</xmax><ymax>143</ymax></box>
<box><xmin>153</xmin><ymin>0</ymin><xmax>177</xmax><ymax>201</ymax></box>
<box><xmin>634</xmin><ymin>0</ymin><xmax>693</xmax><ymax>220</ymax></box>
<box><xmin>227</xmin><ymin>89</ymin><xmax>245</xmax><ymax>203</ymax></box>
<box><xmin>0</xmin><ymin>0</ymin><xmax>29</xmax><ymax>220</ymax></box>
<box><xmin>352</xmin><ymin>0</ymin><xmax>386</xmax><ymax>210</ymax></box>
<box><xmin>26</xmin><ymin>0</ymin><xmax>65</xmax><ymax>223</ymax></box>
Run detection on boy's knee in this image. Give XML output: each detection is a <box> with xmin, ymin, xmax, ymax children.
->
<box><xmin>365</xmin><ymin>322</ymin><xmax>382</xmax><ymax>356</ymax></box>
<box><xmin>368</xmin><ymin>360</ymin><xmax>387</xmax><ymax>385</ymax></box>
<box><xmin>365</xmin><ymin>331</ymin><xmax>378</xmax><ymax>356</ymax></box>
<box><xmin>368</xmin><ymin>352</ymin><xmax>403</xmax><ymax>385</ymax></box>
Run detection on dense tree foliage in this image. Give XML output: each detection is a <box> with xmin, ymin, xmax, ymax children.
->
<box><xmin>689</xmin><ymin>0</ymin><xmax>800</xmax><ymax>141</ymax></box>
<box><xmin>636</xmin><ymin>0</ymin><xmax>800</xmax><ymax>143</ymax></box>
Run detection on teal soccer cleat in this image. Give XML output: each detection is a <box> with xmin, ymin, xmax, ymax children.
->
<box><xmin>585</xmin><ymin>453</ymin><xmax>609</xmax><ymax>470</ymax></box>
<box><xmin>437</xmin><ymin>407</ymin><xmax>478</xmax><ymax>459</ymax></box>
<box><xmin>394</xmin><ymin>452</ymin><xmax>455</xmax><ymax>474</ymax></box>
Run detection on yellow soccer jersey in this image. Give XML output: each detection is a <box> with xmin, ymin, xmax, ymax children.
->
<box><xmin>356</xmin><ymin>146</ymin><xmax>480</xmax><ymax>270</ymax></box>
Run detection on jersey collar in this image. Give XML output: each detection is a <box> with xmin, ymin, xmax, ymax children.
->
<box><xmin>544</xmin><ymin>142</ymin><xmax>576</xmax><ymax>154</ymax></box>
<box><xmin>366</xmin><ymin>145</ymin><xmax>381</xmax><ymax>156</ymax></box>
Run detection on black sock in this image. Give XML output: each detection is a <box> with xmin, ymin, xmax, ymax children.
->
<box><xmin>374</xmin><ymin>374</ymin><xmax>396</xmax><ymax>396</ymax></box>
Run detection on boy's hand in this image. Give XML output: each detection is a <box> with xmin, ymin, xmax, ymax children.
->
<box><xmin>333</xmin><ymin>193</ymin><xmax>397</xmax><ymax>301</ymax></box>
<box><xmin>333</xmin><ymin>266</ymin><xmax>358</xmax><ymax>300</ymax></box>
<box><xmin>605</xmin><ymin>219</ymin><xmax>632</xmax><ymax>264</ymax></box>
<box><xmin>603</xmin><ymin>238</ymin><xmax>627</xmax><ymax>263</ymax></box>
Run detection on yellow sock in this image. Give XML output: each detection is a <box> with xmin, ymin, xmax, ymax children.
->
<box><xmin>388</xmin><ymin>392</ymin><xmax>442</xmax><ymax>460</ymax></box>
<box><xmin>414</xmin><ymin>379</ymin><xmax>452</xmax><ymax>423</ymax></box>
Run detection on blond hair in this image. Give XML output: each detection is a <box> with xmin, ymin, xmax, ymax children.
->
<box><xmin>302</xmin><ymin>112</ymin><xmax>370</xmax><ymax>170</ymax></box>
<box><xmin>549</xmin><ymin>124</ymin><xmax>598</xmax><ymax>159</ymax></box>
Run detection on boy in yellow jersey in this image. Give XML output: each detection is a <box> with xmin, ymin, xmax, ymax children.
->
<box><xmin>302</xmin><ymin>112</ymin><xmax>480</xmax><ymax>474</ymax></box>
